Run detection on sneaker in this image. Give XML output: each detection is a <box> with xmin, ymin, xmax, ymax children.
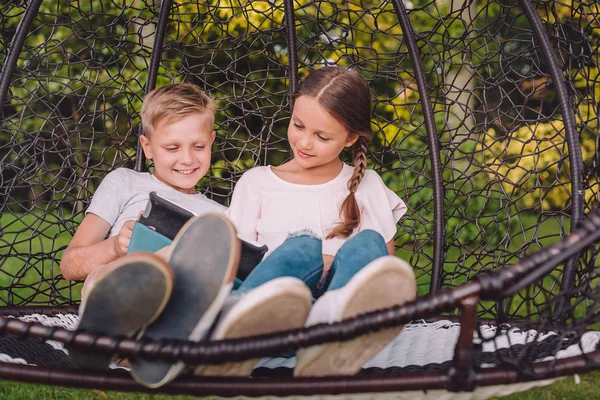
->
<box><xmin>70</xmin><ymin>253</ymin><xmax>174</xmax><ymax>370</ymax></box>
<box><xmin>194</xmin><ymin>277</ymin><xmax>312</xmax><ymax>376</ymax></box>
<box><xmin>130</xmin><ymin>213</ymin><xmax>240</xmax><ymax>388</ymax></box>
<box><xmin>294</xmin><ymin>256</ymin><xmax>416</xmax><ymax>377</ymax></box>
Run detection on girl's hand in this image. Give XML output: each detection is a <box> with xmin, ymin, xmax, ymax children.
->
<box><xmin>114</xmin><ymin>220</ymin><xmax>135</xmax><ymax>257</ymax></box>
<box><xmin>319</xmin><ymin>254</ymin><xmax>335</xmax><ymax>286</ymax></box>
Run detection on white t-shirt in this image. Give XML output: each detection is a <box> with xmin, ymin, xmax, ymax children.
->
<box><xmin>225</xmin><ymin>164</ymin><xmax>407</xmax><ymax>257</ymax></box>
<box><xmin>87</xmin><ymin>168</ymin><xmax>226</xmax><ymax>237</ymax></box>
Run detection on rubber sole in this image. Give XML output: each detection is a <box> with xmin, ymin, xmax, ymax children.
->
<box><xmin>130</xmin><ymin>213</ymin><xmax>240</xmax><ymax>388</ymax></box>
<box><xmin>70</xmin><ymin>253</ymin><xmax>174</xmax><ymax>370</ymax></box>
<box><xmin>294</xmin><ymin>256</ymin><xmax>416</xmax><ymax>377</ymax></box>
<box><xmin>194</xmin><ymin>277</ymin><xmax>312</xmax><ymax>376</ymax></box>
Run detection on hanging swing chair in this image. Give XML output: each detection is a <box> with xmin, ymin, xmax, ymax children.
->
<box><xmin>1</xmin><ymin>0</ymin><xmax>600</xmax><ymax>398</ymax></box>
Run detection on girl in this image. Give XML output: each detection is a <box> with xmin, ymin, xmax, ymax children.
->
<box><xmin>196</xmin><ymin>66</ymin><xmax>416</xmax><ymax>377</ymax></box>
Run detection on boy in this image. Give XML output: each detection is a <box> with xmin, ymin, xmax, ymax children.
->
<box><xmin>61</xmin><ymin>83</ymin><xmax>241</xmax><ymax>388</ymax></box>
<box><xmin>61</xmin><ymin>83</ymin><xmax>224</xmax><ymax>284</ymax></box>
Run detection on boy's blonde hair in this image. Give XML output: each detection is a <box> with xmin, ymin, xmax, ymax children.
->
<box><xmin>141</xmin><ymin>83</ymin><xmax>216</xmax><ymax>137</ymax></box>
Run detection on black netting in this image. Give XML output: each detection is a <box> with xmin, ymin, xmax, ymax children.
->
<box><xmin>474</xmin><ymin>239</ymin><xmax>600</xmax><ymax>379</ymax></box>
<box><xmin>1</xmin><ymin>0</ymin><xmax>599</xmax><ymax>329</ymax></box>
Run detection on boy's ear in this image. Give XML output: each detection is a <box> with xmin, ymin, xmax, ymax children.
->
<box><xmin>139</xmin><ymin>135</ymin><xmax>153</xmax><ymax>159</ymax></box>
<box><xmin>345</xmin><ymin>134</ymin><xmax>359</xmax><ymax>147</ymax></box>
<box><xmin>211</xmin><ymin>131</ymin><xmax>216</xmax><ymax>143</ymax></box>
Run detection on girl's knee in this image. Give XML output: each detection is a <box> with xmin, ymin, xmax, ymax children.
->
<box><xmin>284</xmin><ymin>230</ymin><xmax>322</xmax><ymax>253</ymax></box>
<box><xmin>287</xmin><ymin>229</ymin><xmax>321</xmax><ymax>243</ymax></box>
<box><xmin>336</xmin><ymin>229</ymin><xmax>387</xmax><ymax>259</ymax></box>
<box><xmin>353</xmin><ymin>229</ymin><xmax>385</xmax><ymax>246</ymax></box>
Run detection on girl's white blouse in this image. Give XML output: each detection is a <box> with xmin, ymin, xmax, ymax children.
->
<box><xmin>225</xmin><ymin>164</ymin><xmax>407</xmax><ymax>257</ymax></box>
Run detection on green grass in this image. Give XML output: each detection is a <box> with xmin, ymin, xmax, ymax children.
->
<box><xmin>0</xmin><ymin>381</ymin><xmax>199</xmax><ymax>399</ymax></box>
<box><xmin>490</xmin><ymin>372</ymin><xmax>600</xmax><ymax>400</ymax></box>
<box><xmin>0</xmin><ymin>210</ymin><xmax>83</xmax><ymax>304</ymax></box>
<box><xmin>1</xmin><ymin>210</ymin><xmax>598</xmax><ymax>398</ymax></box>
<box><xmin>1</xmin><ymin>209</ymin><xmax>574</xmax><ymax>312</ymax></box>
<box><xmin>1</xmin><ymin>372</ymin><xmax>599</xmax><ymax>399</ymax></box>
<box><xmin>397</xmin><ymin>213</ymin><xmax>574</xmax><ymax>320</ymax></box>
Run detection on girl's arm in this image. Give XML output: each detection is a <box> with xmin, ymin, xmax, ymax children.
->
<box><xmin>60</xmin><ymin>213</ymin><xmax>130</xmax><ymax>280</ymax></box>
<box><xmin>319</xmin><ymin>254</ymin><xmax>335</xmax><ymax>286</ymax></box>
<box><xmin>386</xmin><ymin>239</ymin><xmax>395</xmax><ymax>255</ymax></box>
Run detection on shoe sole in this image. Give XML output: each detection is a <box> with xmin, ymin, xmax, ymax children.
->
<box><xmin>70</xmin><ymin>253</ymin><xmax>174</xmax><ymax>370</ymax></box>
<box><xmin>194</xmin><ymin>277</ymin><xmax>312</xmax><ymax>376</ymax></box>
<box><xmin>130</xmin><ymin>213</ymin><xmax>240</xmax><ymax>388</ymax></box>
<box><xmin>294</xmin><ymin>256</ymin><xmax>416</xmax><ymax>377</ymax></box>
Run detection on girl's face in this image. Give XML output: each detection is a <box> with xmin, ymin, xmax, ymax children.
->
<box><xmin>288</xmin><ymin>96</ymin><xmax>358</xmax><ymax>170</ymax></box>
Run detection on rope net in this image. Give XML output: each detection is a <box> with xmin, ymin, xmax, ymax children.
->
<box><xmin>0</xmin><ymin>0</ymin><xmax>599</xmax><ymax>329</ymax></box>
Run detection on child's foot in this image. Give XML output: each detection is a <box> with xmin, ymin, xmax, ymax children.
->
<box><xmin>294</xmin><ymin>256</ymin><xmax>416</xmax><ymax>377</ymax></box>
<box><xmin>70</xmin><ymin>253</ymin><xmax>174</xmax><ymax>370</ymax></box>
<box><xmin>130</xmin><ymin>213</ymin><xmax>240</xmax><ymax>388</ymax></box>
<box><xmin>194</xmin><ymin>277</ymin><xmax>312</xmax><ymax>376</ymax></box>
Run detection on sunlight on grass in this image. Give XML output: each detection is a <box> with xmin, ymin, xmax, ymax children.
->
<box><xmin>0</xmin><ymin>210</ymin><xmax>83</xmax><ymax>305</ymax></box>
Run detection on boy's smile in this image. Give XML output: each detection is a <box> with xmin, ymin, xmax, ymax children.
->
<box><xmin>140</xmin><ymin>112</ymin><xmax>216</xmax><ymax>194</ymax></box>
<box><xmin>174</xmin><ymin>168</ymin><xmax>199</xmax><ymax>175</ymax></box>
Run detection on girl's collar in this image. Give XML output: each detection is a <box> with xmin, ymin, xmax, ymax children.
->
<box><xmin>266</xmin><ymin>163</ymin><xmax>351</xmax><ymax>187</ymax></box>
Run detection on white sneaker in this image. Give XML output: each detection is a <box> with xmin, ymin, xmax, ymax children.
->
<box><xmin>195</xmin><ymin>276</ymin><xmax>312</xmax><ymax>376</ymax></box>
<box><xmin>294</xmin><ymin>256</ymin><xmax>416</xmax><ymax>377</ymax></box>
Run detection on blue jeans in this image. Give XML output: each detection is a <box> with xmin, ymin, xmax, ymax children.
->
<box><xmin>234</xmin><ymin>229</ymin><xmax>389</xmax><ymax>299</ymax></box>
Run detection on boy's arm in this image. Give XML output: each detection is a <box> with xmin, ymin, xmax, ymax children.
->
<box><xmin>60</xmin><ymin>213</ymin><xmax>131</xmax><ymax>280</ymax></box>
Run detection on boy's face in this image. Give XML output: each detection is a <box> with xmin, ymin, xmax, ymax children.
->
<box><xmin>140</xmin><ymin>112</ymin><xmax>216</xmax><ymax>194</ymax></box>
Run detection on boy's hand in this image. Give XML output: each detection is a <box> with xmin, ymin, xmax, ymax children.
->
<box><xmin>114</xmin><ymin>220</ymin><xmax>135</xmax><ymax>257</ymax></box>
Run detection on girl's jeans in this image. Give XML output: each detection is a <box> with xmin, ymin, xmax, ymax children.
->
<box><xmin>234</xmin><ymin>229</ymin><xmax>389</xmax><ymax>299</ymax></box>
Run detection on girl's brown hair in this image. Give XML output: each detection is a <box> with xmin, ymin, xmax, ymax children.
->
<box><xmin>291</xmin><ymin>66</ymin><xmax>373</xmax><ymax>239</ymax></box>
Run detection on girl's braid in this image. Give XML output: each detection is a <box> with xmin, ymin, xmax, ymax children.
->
<box><xmin>348</xmin><ymin>136</ymin><xmax>368</xmax><ymax>194</ymax></box>
<box><xmin>326</xmin><ymin>136</ymin><xmax>369</xmax><ymax>239</ymax></box>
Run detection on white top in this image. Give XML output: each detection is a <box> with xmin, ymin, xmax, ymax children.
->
<box><xmin>225</xmin><ymin>164</ymin><xmax>407</xmax><ymax>257</ymax></box>
<box><xmin>87</xmin><ymin>168</ymin><xmax>226</xmax><ymax>237</ymax></box>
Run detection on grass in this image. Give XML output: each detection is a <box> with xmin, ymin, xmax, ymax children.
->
<box><xmin>397</xmin><ymin>213</ymin><xmax>575</xmax><ymax>320</ymax></box>
<box><xmin>1</xmin><ymin>209</ymin><xmax>575</xmax><ymax>312</ymax></box>
<box><xmin>0</xmin><ymin>381</ymin><xmax>198</xmax><ymax>399</ymax></box>
<box><xmin>0</xmin><ymin>210</ymin><xmax>84</xmax><ymax>304</ymax></box>
<box><xmin>1</xmin><ymin>372</ymin><xmax>599</xmax><ymax>399</ymax></box>
<box><xmin>0</xmin><ymin>210</ymin><xmax>598</xmax><ymax>398</ymax></box>
<box><xmin>491</xmin><ymin>372</ymin><xmax>600</xmax><ymax>400</ymax></box>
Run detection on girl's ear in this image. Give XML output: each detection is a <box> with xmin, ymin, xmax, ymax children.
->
<box><xmin>345</xmin><ymin>134</ymin><xmax>359</xmax><ymax>147</ymax></box>
<box><xmin>140</xmin><ymin>135</ymin><xmax>153</xmax><ymax>159</ymax></box>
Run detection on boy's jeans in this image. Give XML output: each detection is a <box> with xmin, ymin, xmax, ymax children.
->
<box><xmin>234</xmin><ymin>229</ymin><xmax>389</xmax><ymax>299</ymax></box>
